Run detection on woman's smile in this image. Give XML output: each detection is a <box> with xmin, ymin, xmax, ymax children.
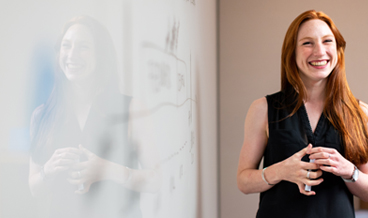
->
<box><xmin>309</xmin><ymin>60</ymin><xmax>329</xmax><ymax>68</ymax></box>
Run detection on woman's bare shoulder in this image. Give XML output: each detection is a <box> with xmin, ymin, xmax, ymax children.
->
<box><xmin>247</xmin><ymin>97</ymin><xmax>267</xmax><ymax>118</ymax></box>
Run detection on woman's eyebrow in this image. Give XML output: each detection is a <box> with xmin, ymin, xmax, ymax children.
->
<box><xmin>298</xmin><ymin>34</ymin><xmax>334</xmax><ymax>42</ymax></box>
<box><xmin>298</xmin><ymin>36</ymin><xmax>313</xmax><ymax>42</ymax></box>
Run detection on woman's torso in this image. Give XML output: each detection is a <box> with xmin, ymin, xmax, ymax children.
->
<box><xmin>256</xmin><ymin>91</ymin><xmax>354</xmax><ymax>218</ymax></box>
<box><xmin>31</xmin><ymin>93</ymin><xmax>141</xmax><ymax>218</ymax></box>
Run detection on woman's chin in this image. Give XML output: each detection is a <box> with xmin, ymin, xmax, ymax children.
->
<box><xmin>64</xmin><ymin>71</ymin><xmax>88</xmax><ymax>82</ymax></box>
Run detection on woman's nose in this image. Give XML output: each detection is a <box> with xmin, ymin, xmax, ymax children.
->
<box><xmin>67</xmin><ymin>45</ymin><xmax>80</xmax><ymax>58</ymax></box>
<box><xmin>313</xmin><ymin>42</ymin><xmax>326</xmax><ymax>56</ymax></box>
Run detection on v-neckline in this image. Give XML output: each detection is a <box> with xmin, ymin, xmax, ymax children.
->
<box><xmin>299</xmin><ymin>103</ymin><xmax>325</xmax><ymax>144</ymax></box>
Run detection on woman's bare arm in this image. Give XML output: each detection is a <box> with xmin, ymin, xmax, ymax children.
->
<box><xmin>237</xmin><ymin>97</ymin><xmax>323</xmax><ymax>195</ymax></box>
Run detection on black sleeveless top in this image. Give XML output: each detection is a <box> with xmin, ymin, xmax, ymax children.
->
<box><xmin>30</xmin><ymin>92</ymin><xmax>141</xmax><ymax>218</ymax></box>
<box><xmin>256</xmin><ymin>91</ymin><xmax>354</xmax><ymax>218</ymax></box>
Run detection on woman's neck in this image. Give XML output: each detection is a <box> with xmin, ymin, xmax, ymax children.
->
<box><xmin>71</xmin><ymin>81</ymin><xmax>96</xmax><ymax>105</ymax></box>
<box><xmin>70</xmin><ymin>83</ymin><xmax>96</xmax><ymax>131</ymax></box>
<box><xmin>302</xmin><ymin>78</ymin><xmax>327</xmax><ymax>104</ymax></box>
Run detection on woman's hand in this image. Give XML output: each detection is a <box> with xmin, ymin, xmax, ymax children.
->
<box><xmin>43</xmin><ymin>147</ymin><xmax>82</xmax><ymax>180</ymax></box>
<box><xmin>67</xmin><ymin>144</ymin><xmax>109</xmax><ymax>194</ymax></box>
<box><xmin>280</xmin><ymin>144</ymin><xmax>324</xmax><ymax>195</ymax></box>
<box><xmin>308</xmin><ymin>147</ymin><xmax>355</xmax><ymax>179</ymax></box>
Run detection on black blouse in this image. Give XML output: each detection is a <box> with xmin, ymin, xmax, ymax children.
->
<box><xmin>30</xmin><ymin>92</ymin><xmax>141</xmax><ymax>218</ymax></box>
<box><xmin>256</xmin><ymin>91</ymin><xmax>354</xmax><ymax>218</ymax></box>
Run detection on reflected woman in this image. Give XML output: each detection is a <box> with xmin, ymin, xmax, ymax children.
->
<box><xmin>29</xmin><ymin>16</ymin><xmax>159</xmax><ymax>218</ymax></box>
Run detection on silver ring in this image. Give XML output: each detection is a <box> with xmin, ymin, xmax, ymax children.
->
<box><xmin>328</xmin><ymin>154</ymin><xmax>331</xmax><ymax>159</ymax></box>
<box><xmin>307</xmin><ymin>171</ymin><xmax>311</xmax><ymax>179</ymax></box>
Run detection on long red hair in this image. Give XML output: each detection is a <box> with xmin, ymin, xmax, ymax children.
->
<box><xmin>281</xmin><ymin>10</ymin><xmax>368</xmax><ymax>165</ymax></box>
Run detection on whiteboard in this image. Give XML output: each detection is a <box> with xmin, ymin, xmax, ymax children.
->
<box><xmin>0</xmin><ymin>0</ymin><xmax>217</xmax><ymax>217</ymax></box>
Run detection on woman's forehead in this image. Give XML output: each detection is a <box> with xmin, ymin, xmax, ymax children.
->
<box><xmin>62</xmin><ymin>24</ymin><xmax>94</xmax><ymax>44</ymax></box>
<box><xmin>297</xmin><ymin>19</ymin><xmax>334</xmax><ymax>40</ymax></box>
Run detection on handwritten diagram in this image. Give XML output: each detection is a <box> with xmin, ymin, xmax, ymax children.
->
<box><xmin>128</xmin><ymin>0</ymin><xmax>199</xmax><ymax>216</ymax></box>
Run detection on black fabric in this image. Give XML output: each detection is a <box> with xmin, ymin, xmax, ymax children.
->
<box><xmin>30</xmin><ymin>92</ymin><xmax>141</xmax><ymax>218</ymax></box>
<box><xmin>256</xmin><ymin>91</ymin><xmax>354</xmax><ymax>218</ymax></box>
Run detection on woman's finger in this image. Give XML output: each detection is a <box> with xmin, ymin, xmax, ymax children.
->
<box><xmin>68</xmin><ymin>170</ymin><xmax>84</xmax><ymax>179</ymax></box>
<box><xmin>58</xmin><ymin>152</ymin><xmax>80</xmax><ymax>161</ymax></box>
<box><xmin>314</xmin><ymin>160</ymin><xmax>331</xmax><ymax>166</ymax></box>
<box><xmin>304</xmin><ymin>177</ymin><xmax>324</xmax><ymax>187</ymax></box>
<box><xmin>298</xmin><ymin>183</ymin><xmax>316</xmax><ymax>196</ymax></box>
<box><xmin>78</xmin><ymin>144</ymin><xmax>97</xmax><ymax>159</ymax></box>
<box><xmin>50</xmin><ymin>166</ymin><xmax>69</xmax><ymax>175</ymax></box>
<box><xmin>309</xmin><ymin>146</ymin><xmax>335</xmax><ymax>154</ymax></box>
<box><xmin>306</xmin><ymin>170</ymin><xmax>323</xmax><ymax>179</ymax></box>
<box><xmin>74</xmin><ymin>182</ymin><xmax>91</xmax><ymax>195</ymax></box>
<box><xmin>67</xmin><ymin>178</ymin><xmax>84</xmax><ymax>185</ymax></box>
<box><xmin>302</xmin><ymin>162</ymin><xmax>320</xmax><ymax>171</ymax></box>
<box><xmin>309</xmin><ymin>151</ymin><xmax>333</xmax><ymax>160</ymax></box>
<box><xmin>57</xmin><ymin>158</ymin><xmax>78</xmax><ymax>166</ymax></box>
<box><xmin>55</xmin><ymin>147</ymin><xmax>82</xmax><ymax>156</ymax></box>
<box><xmin>294</xmin><ymin>144</ymin><xmax>313</xmax><ymax>159</ymax></box>
<box><xmin>319</xmin><ymin>165</ymin><xmax>337</xmax><ymax>174</ymax></box>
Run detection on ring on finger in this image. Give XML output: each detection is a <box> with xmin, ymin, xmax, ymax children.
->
<box><xmin>307</xmin><ymin>171</ymin><xmax>311</xmax><ymax>179</ymax></box>
<box><xmin>328</xmin><ymin>154</ymin><xmax>331</xmax><ymax>159</ymax></box>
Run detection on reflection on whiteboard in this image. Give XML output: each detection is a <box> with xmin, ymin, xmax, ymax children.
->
<box><xmin>0</xmin><ymin>0</ymin><xmax>206</xmax><ymax>217</ymax></box>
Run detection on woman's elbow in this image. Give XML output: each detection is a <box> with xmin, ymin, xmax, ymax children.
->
<box><xmin>237</xmin><ymin>175</ymin><xmax>251</xmax><ymax>194</ymax></box>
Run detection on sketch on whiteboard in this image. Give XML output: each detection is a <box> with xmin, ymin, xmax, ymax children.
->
<box><xmin>127</xmin><ymin>1</ymin><xmax>199</xmax><ymax>216</ymax></box>
<box><xmin>165</xmin><ymin>19</ymin><xmax>180</xmax><ymax>53</ymax></box>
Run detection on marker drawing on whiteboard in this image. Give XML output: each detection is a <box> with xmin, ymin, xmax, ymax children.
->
<box><xmin>304</xmin><ymin>159</ymin><xmax>315</xmax><ymax>192</ymax></box>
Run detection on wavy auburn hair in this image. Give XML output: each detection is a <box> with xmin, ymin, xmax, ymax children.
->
<box><xmin>281</xmin><ymin>10</ymin><xmax>368</xmax><ymax>165</ymax></box>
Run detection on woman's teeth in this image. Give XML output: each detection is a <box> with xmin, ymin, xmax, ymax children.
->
<box><xmin>67</xmin><ymin>64</ymin><xmax>83</xmax><ymax>69</ymax></box>
<box><xmin>310</xmin><ymin>60</ymin><xmax>327</xmax><ymax>66</ymax></box>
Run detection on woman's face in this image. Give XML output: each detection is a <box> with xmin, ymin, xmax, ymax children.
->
<box><xmin>59</xmin><ymin>24</ymin><xmax>96</xmax><ymax>83</ymax></box>
<box><xmin>295</xmin><ymin>19</ymin><xmax>337</xmax><ymax>85</ymax></box>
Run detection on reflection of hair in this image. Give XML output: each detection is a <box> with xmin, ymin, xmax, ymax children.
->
<box><xmin>281</xmin><ymin>10</ymin><xmax>368</xmax><ymax>165</ymax></box>
<box><xmin>31</xmin><ymin>16</ymin><xmax>118</xmax><ymax>159</ymax></box>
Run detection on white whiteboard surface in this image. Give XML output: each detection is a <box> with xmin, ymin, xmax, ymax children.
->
<box><xmin>0</xmin><ymin>0</ymin><xmax>217</xmax><ymax>218</ymax></box>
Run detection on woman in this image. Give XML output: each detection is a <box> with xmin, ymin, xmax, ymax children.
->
<box><xmin>29</xmin><ymin>16</ymin><xmax>159</xmax><ymax>218</ymax></box>
<box><xmin>237</xmin><ymin>10</ymin><xmax>368</xmax><ymax>218</ymax></box>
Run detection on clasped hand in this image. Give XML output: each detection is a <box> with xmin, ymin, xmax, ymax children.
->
<box><xmin>280</xmin><ymin>144</ymin><xmax>354</xmax><ymax>196</ymax></box>
<box><xmin>43</xmin><ymin>144</ymin><xmax>112</xmax><ymax>194</ymax></box>
<box><xmin>67</xmin><ymin>144</ymin><xmax>109</xmax><ymax>194</ymax></box>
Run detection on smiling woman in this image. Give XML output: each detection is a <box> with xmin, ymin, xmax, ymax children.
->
<box><xmin>237</xmin><ymin>10</ymin><xmax>368</xmax><ymax>218</ymax></box>
<box><xmin>28</xmin><ymin>16</ymin><xmax>160</xmax><ymax>218</ymax></box>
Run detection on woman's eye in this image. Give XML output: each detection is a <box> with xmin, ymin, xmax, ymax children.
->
<box><xmin>324</xmin><ymin>39</ymin><xmax>333</xmax><ymax>43</ymax></box>
<box><xmin>79</xmin><ymin>44</ymin><xmax>91</xmax><ymax>50</ymax></box>
<box><xmin>61</xmin><ymin>43</ymin><xmax>71</xmax><ymax>48</ymax></box>
<box><xmin>302</xmin><ymin>41</ymin><xmax>311</xmax><ymax>45</ymax></box>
